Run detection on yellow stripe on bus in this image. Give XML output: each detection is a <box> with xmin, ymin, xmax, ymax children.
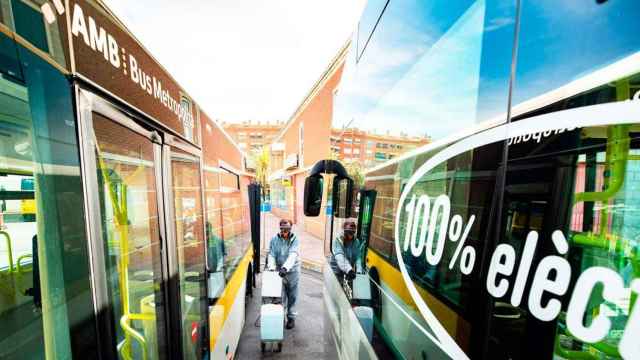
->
<box><xmin>366</xmin><ymin>250</ymin><xmax>471</xmax><ymax>350</ymax></box>
<box><xmin>209</xmin><ymin>245</ymin><xmax>253</xmax><ymax>350</ymax></box>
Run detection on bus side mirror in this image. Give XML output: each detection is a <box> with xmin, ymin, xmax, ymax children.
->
<box><xmin>333</xmin><ymin>176</ymin><xmax>354</xmax><ymax>219</ymax></box>
<box><xmin>304</xmin><ymin>175</ymin><xmax>323</xmax><ymax>216</ymax></box>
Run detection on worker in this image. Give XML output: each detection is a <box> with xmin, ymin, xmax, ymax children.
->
<box><xmin>267</xmin><ymin>218</ymin><xmax>300</xmax><ymax>329</ymax></box>
<box><xmin>330</xmin><ymin>220</ymin><xmax>365</xmax><ymax>282</ymax></box>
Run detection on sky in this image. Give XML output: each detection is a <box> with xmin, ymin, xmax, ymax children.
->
<box><xmin>103</xmin><ymin>0</ymin><xmax>366</xmax><ymax>124</ymax></box>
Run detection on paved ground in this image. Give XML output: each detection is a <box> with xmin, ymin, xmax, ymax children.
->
<box><xmin>235</xmin><ymin>269</ymin><xmax>335</xmax><ymax>359</ymax></box>
<box><xmin>261</xmin><ymin>212</ymin><xmax>326</xmax><ymax>271</ymax></box>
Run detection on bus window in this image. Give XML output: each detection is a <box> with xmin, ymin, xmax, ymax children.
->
<box><xmin>1</xmin><ymin>37</ymin><xmax>97</xmax><ymax>358</ymax></box>
<box><xmin>486</xmin><ymin>77</ymin><xmax>640</xmax><ymax>358</ymax></box>
<box><xmin>204</xmin><ymin>167</ymin><xmax>225</xmax><ymax>302</ymax></box>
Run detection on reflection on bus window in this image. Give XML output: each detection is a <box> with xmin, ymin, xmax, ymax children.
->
<box><xmin>92</xmin><ymin>114</ymin><xmax>165</xmax><ymax>360</ymax></box>
<box><xmin>1</xmin><ymin>0</ymin><xmax>67</xmax><ymax>67</ymax></box>
<box><xmin>333</xmin><ymin>0</ymin><xmax>517</xmax><ymax>141</ymax></box>
<box><xmin>1</xmin><ymin>40</ymin><xmax>96</xmax><ymax>358</ymax></box>
<box><xmin>513</xmin><ymin>0</ymin><xmax>640</xmax><ymax>106</ymax></box>
<box><xmin>204</xmin><ymin>167</ymin><xmax>251</xmax><ymax>298</ymax></box>
<box><xmin>170</xmin><ymin>149</ymin><xmax>207</xmax><ymax>360</ymax></box>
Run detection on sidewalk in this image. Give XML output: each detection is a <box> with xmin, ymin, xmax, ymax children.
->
<box><xmin>261</xmin><ymin>212</ymin><xmax>325</xmax><ymax>272</ymax></box>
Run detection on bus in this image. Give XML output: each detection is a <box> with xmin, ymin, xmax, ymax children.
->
<box><xmin>0</xmin><ymin>1</ymin><xmax>255</xmax><ymax>359</ymax></box>
<box><xmin>305</xmin><ymin>0</ymin><xmax>640</xmax><ymax>359</ymax></box>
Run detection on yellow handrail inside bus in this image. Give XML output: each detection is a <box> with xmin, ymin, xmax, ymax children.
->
<box><xmin>96</xmin><ymin>146</ymin><xmax>137</xmax><ymax>358</ymax></box>
<box><xmin>573</xmin><ymin>80</ymin><xmax>631</xmax><ymax>252</ymax></box>
<box><xmin>120</xmin><ymin>314</ymin><xmax>148</xmax><ymax>360</ymax></box>
<box><xmin>1</xmin><ymin>231</ymin><xmax>14</xmax><ymax>272</ymax></box>
<box><xmin>16</xmin><ymin>254</ymin><xmax>32</xmax><ymax>274</ymax></box>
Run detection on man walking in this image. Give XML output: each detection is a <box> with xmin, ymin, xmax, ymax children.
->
<box><xmin>267</xmin><ymin>219</ymin><xmax>300</xmax><ymax>329</ymax></box>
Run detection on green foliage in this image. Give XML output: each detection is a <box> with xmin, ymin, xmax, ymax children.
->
<box><xmin>345</xmin><ymin>160</ymin><xmax>365</xmax><ymax>188</ymax></box>
<box><xmin>252</xmin><ymin>147</ymin><xmax>270</xmax><ymax>189</ymax></box>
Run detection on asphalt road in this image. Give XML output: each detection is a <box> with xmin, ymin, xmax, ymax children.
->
<box><xmin>235</xmin><ymin>269</ymin><xmax>336</xmax><ymax>359</ymax></box>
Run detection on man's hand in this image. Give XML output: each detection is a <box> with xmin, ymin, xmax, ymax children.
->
<box><xmin>279</xmin><ymin>267</ymin><xmax>288</xmax><ymax>278</ymax></box>
<box><xmin>346</xmin><ymin>269</ymin><xmax>356</xmax><ymax>281</ymax></box>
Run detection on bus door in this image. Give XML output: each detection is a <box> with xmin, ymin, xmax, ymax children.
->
<box><xmin>162</xmin><ymin>137</ymin><xmax>208</xmax><ymax>360</ymax></box>
<box><xmin>356</xmin><ymin>189</ymin><xmax>377</xmax><ymax>251</ymax></box>
<box><xmin>77</xmin><ymin>89</ymin><xmax>171</xmax><ymax>359</ymax></box>
<box><xmin>487</xmin><ymin>155</ymin><xmax>575</xmax><ymax>359</ymax></box>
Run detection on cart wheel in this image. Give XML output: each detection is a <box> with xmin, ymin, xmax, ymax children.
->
<box><xmin>277</xmin><ymin>342</ymin><xmax>282</xmax><ymax>352</ymax></box>
<box><xmin>261</xmin><ymin>342</ymin><xmax>265</xmax><ymax>353</ymax></box>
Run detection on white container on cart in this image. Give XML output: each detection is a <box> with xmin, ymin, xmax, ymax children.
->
<box><xmin>260</xmin><ymin>271</ymin><xmax>285</xmax><ymax>352</ymax></box>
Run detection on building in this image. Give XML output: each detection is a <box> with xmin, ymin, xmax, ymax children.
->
<box><xmin>268</xmin><ymin>42</ymin><xmax>349</xmax><ymax>241</ymax></box>
<box><xmin>265</xmin><ymin>41</ymin><xmax>431</xmax><ymax>243</ymax></box>
<box><xmin>330</xmin><ymin>128</ymin><xmax>430</xmax><ymax>167</ymax></box>
<box><xmin>223</xmin><ymin>121</ymin><xmax>283</xmax><ymax>153</ymax></box>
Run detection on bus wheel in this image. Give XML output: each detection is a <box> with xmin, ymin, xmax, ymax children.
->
<box><xmin>277</xmin><ymin>342</ymin><xmax>282</xmax><ymax>352</ymax></box>
<box><xmin>261</xmin><ymin>342</ymin><xmax>265</xmax><ymax>353</ymax></box>
<box><xmin>369</xmin><ymin>267</ymin><xmax>382</xmax><ymax>319</ymax></box>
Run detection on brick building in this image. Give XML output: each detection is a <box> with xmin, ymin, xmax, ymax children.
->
<box><xmin>223</xmin><ymin>121</ymin><xmax>283</xmax><ymax>153</ymax></box>
<box><xmin>268</xmin><ymin>42</ymin><xmax>348</xmax><ymax>241</ymax></box>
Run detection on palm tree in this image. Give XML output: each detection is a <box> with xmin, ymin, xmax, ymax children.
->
<box><xmin>252</xmin><ymin>147</ymin><xmax>270</xmax><ymax>191</ymax></box>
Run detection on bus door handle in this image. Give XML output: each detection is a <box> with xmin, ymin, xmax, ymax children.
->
<box><xmin>24</xmin><ymin>235</ymin><xmax>41</xmax><ymax>308</ymax></box>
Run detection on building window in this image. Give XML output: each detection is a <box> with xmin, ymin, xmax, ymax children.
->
<box><xmin>344</xmin><ymin>148</ymin><xmax>352</xmax><ymax>154</ymax></box>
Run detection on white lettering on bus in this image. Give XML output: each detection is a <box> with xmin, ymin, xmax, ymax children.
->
<box><xmin>395</xmin><ymin>104</ymin><xmax>640</xmax><ymax>359</ymax></box>
<box><xmin>72</xmin><ymin>4</ymin><xmax>119</xmax><ymax>68</ymax></box>
<box><xmin>507</xmin><ymin>127</ymin><xmax>577</xmax><ymax>145</ymax></box>
<box><xmin>566</xmin><ymin>267</ymin><xmax>624</xmax><ymax>342</ymax></box>
<box><xmin>87</xmin><ymin>17</ymin><xmax>107</xmax><ymax>61</ymax></box>
<box><xmin>402</xmin><ymin>193</ymin><xmax>639</xmax><ymax>356</ymax></box>
<box><xmin>71</xmin><ymin>4</ymin><xmax>194</xmax><ymax>135</ymax></box>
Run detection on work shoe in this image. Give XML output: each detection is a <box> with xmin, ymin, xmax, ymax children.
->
<box><xmin>286</xmin><ymin>318</ymin><xmax>295</xmax><ymax>329</ymax></box>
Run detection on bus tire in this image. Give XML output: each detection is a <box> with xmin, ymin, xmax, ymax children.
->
<box><xmin>261</xmin><ymin>342</ymin><xmax>265</xmax><ymax>353</ymax></box>
<box><xmin>277</xmin><ymin>342</ymin><xmax>282</xmax><ymax>352</ymax></box>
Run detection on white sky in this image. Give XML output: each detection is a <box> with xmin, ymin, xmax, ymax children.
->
<box><xmin>104</xmin><ymin>0</ymin><xmax>365</xmax><ymax>124</ymax></box>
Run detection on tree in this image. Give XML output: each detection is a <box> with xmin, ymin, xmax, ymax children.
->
<box><xmin>251</xmin><ymin>147</ymin><xmax>270</xmax><ymax>190</ymax></box>
<box><xmin>344</xmin><ymin>160</ymin><xmax>365</xmax><ymax>189</ymax></box>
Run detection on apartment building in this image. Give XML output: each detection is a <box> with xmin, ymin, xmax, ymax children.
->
<box><xmin>331</xmin><ymin>128</ymin><xmax>430</xmax><ymax>167</ymax></box>
<box><xmin>223</xmin><ymin>121</ymin><xmax>283</xmax><ymax>153</ymax></box>
<box><xmin>268</xmin><ymin>42</ymin><xmax>349</xmax><ymax>241</ymax></box>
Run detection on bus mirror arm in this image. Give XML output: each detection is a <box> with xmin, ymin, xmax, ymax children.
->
<box><xmin>304</xmin><ymin>159</ymin><xmax>353</xmax><ymax>217</ymax></box>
